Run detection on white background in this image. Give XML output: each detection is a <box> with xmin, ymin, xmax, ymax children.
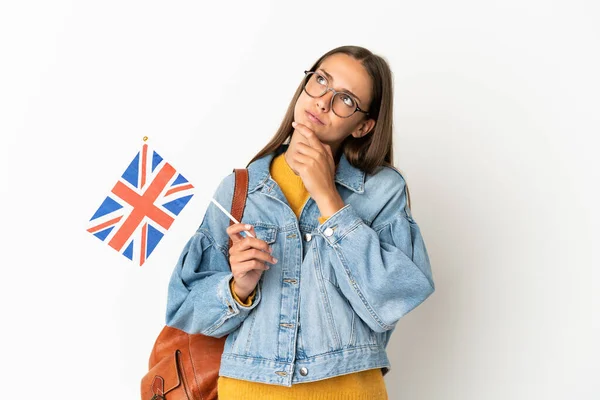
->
<box><xmin>1</xmin><ymin>1</ymin><xmax>598</xmax><ymax>398</ymax></box>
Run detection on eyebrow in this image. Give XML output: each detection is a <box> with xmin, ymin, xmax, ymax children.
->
<box><xmin>317</xmin><ymin>68</ymin><xmax>362</xmax><ymax>104</ymax></box>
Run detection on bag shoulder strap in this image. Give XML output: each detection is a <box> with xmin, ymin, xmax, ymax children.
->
<box><xmin>228</xmin><ymin>168</ymin><xmax>249</xmax><ymax>251</ymax></box>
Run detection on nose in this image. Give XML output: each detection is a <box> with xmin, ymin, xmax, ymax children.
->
<box><xmin>316</xmin><ymin>89</ymin><xmax>334</xmax><ymax>113</ymax></box>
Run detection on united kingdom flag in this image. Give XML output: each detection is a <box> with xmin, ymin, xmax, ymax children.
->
<box><xmin>87</xmin><ymin>142</ymin><xmax>194</xmax><ymax>266</ymax></box>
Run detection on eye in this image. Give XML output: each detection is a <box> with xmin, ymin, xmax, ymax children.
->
<box><xmin>341</xmin><ymin>94</ymin><xmax>355</xmax><ymax>107</ymax></box>
<box><xmin>316</xmin><ymin>74</ymin><xmax>327</xmax><ymax>86</ymax></box>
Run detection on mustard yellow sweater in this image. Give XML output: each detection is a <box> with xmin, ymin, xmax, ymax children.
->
<box><xmin>219</xmin><ymin>152</ymin><xmax>388</xmax><ymax>399</ymax></box>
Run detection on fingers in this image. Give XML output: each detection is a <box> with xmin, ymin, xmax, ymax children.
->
<box><xmin>294</xmin><ymin>140</ymin><xmax>335</xmax><ymax>172</ymax></box>
<box><xmin>295</xmin><ymin>141</ymin><xmax>322</xmax><ymax>159</ymax></box>
<box><xmin>230</xmin><ymin>241</ymin><xmax>277</xmax><ymax>265</ymax></box>
<box><xmin>295</xmin><ymin>141</ymin><xmax>330</xmax><ymax>164</ymax></box>
<box><xmin>233</xmin><ymin>235</ymin><xmax>272</xmax><ymax>254</ymax></box>
<box><xmin>226</xmin><ymin>223</ymin><xmax>255</xmax><ymax>244</ymax></box>
<box><xmin>292</xmin><ymin>121</ymin><xmax>334</xmax><ymax>165</ymax></box>
<box><xmin>292</xmin><ymin>121</ymin><xmax>322</xmax><ymax>149</ymax></box>
<box><xmin>234</xmin><ymin>259</ymin><xmax>272</xmax><ymax>276</ymax></box>
<box><xmin>227</xmin><ymin>223</ymin><xmax>277</xmax><ymax>266</ymax></box>
<box><xmin>227</xmin><ymin>223</ymin><xmax>271</xmax><ymax>253</ymax></box>
<box><xmin>230</xmin><ymin>243</ymin><xmax>277</xmax><ymax>278</ymax></box>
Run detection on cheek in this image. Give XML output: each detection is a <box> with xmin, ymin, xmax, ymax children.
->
<box><xmin>329</xmin><ymin>118</ymin><xmax>351</xmax><ymax>134</ymax></box>
<box><xmin>298</xmin><ymin>91</ymin><xmax>310</xmax><ymax>102</ymax></box>
<box><xmin>329</xmin><ymin>120</ymin><xmax>362</xmax><ymax>142</ymax></box>
<box><xmin>294</xmin><ymin>94</ymin><xmax>308</xmax><ymax>118</ymax></box>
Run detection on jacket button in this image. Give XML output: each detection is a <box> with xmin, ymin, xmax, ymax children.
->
<box><xmin>299</xmin><ymin>367</ymin><xmax>309</xmax><ymax>376</ymax></box>
<box><xmin>324</xmin><ymin>227</ymin><xmax>334</xmax><ymax>237</ymax></box>
<box><xmin>304</xmin><ymin>233</ymin><xmax>312</xmax><ymax>241</ymax></box>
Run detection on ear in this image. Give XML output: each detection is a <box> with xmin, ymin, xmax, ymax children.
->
<box><xmin>351</xmin><ymin>118</ymin><xmax>376</xmax><ymax>139</ymax></box>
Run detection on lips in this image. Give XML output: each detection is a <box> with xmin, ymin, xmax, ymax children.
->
<box><xmin>305</xmin><ymin>110</ymin><xmax>324</xmax><ymax>125</ymax></box>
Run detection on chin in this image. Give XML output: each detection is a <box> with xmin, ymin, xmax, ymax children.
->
<box><xmin>303</xmin><ymin>118</ymin><xmax>323</xmax><ymax>131</ymax></box>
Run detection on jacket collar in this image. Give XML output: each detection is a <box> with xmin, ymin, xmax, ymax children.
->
<box><xmin>246</xmin><ymin>143</ymin><xmax>365</xmax><ymax>194</ymax></box>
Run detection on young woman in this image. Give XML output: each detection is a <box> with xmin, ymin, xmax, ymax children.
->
<box><xmin>166</xmin><ymin>45</ymin><xmax>435</xmax><ymax>399</ymax></box>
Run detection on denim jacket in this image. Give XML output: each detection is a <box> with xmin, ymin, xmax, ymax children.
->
<box><xmin>165</xmin><ymin>143</ymin><xmax>435</xmax><ymax>387</ymax></box>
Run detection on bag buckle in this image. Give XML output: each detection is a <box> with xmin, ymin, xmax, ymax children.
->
<box><xmin>150</xmin><ymin>376</ymin><xmax>165</xmax><ymax>399</ymax></box>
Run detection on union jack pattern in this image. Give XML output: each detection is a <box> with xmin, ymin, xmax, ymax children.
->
<box><xmin>87</xmin><ymin>143</ymin><xmax>194</xmax><ymax>265</ymax></box>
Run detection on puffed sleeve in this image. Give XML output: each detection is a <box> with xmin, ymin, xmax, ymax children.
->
<box><xmin>165</xmin><ymin>175</ymin><xmax>261</xmax><ymax>337</ymax></box>
<box><xmin>316</xmin><ymin>173</ymin><xmax>435</xmax><ymax>333</ymax></box>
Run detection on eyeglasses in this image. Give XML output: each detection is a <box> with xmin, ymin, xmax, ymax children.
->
<box><xmin>302</xmin><ymin>70</ymin><xmax>369</xmax><ymax>118</ymax></box>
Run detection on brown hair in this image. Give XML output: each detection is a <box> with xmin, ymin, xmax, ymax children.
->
<box><xmin>245</xmin><ymin>45</ymin><xmax>411</xmax><ymax>209</ymax></box>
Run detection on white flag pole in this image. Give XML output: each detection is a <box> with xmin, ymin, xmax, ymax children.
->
<box><xmin>210</xmin><ymin>198</ymin><xmax>255</xmax><ymax>238</ymax></box>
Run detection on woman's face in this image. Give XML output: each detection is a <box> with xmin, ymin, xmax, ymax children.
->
<box><xmin>293</xmin><ymin>53</ymin><xmax>376</xmax><ymax>155</ymax></box>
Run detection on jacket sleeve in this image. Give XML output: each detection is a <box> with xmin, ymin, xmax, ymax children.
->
<box><xmin>316</xmin><ymin>175</ymin><xmax>435</xmax><ymax>333</ymax></box>
<box><xmin>165</xmin><ymin>177</ymin><xmax>261</xmax><ymax>337</ymax></box>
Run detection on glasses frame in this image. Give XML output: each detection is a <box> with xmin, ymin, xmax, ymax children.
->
<box><xmin>303</xmin><ymin>70</ymin><xmax>370</xmax><ymax>118</ymax></box>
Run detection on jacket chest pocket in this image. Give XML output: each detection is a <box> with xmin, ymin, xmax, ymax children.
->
<box><xmin>244</xmin><ymin>224</ymin><xmax>278</xmax><ymax>245</ymax></box>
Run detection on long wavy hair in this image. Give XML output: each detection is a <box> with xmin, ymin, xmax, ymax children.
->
<box><xmin>245</xmin><ymin>45</ymin><xmax>411</xmax><ymax>209</ymax></box>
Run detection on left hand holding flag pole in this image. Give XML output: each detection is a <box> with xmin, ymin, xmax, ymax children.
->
<box><xmin>210</xmin><ymin>198</ymin><xmax>255</xmax><ymax>238</ymax></box>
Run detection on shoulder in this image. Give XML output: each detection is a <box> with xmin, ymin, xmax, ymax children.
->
<box><xmin>212</xmin><ymin>171</ymin><xmax>237</xmax><ymax>208</ymax></box>
<box><xmin>363</xmin><ymin>165</ymin><xmax>411</xmax><ymax>224</ymax></box>
<box><xmin>365</xmin><ymin>164</ymin><xmax>408</xmax><ymax>194</ymax></box>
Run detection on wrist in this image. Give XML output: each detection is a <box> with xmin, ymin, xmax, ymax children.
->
<box><xmin>231</xmin><ymin>279</ymin><xmax>255</xmax><ymax>302</ymax></box>
<box><xmin>315</xmin><ymin>191</ymin><xmax>345</xmax><ymax>217</ymax></box>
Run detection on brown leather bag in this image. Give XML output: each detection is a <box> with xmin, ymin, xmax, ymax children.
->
<box><xmin>141</xmin><ymin>168</ymin><xmax>250</xmax><ymax>400</ymax></box>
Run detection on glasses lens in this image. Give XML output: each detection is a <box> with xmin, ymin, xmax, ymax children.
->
<box><xmin>332</xmin><ymin>92</ymin><xmax>357</xmax><ymax>118</ymax></box>
<box><xmin>304</xmin><ymin>72</ymin><xmax>327</xmax><ymax>97</ymax></box>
